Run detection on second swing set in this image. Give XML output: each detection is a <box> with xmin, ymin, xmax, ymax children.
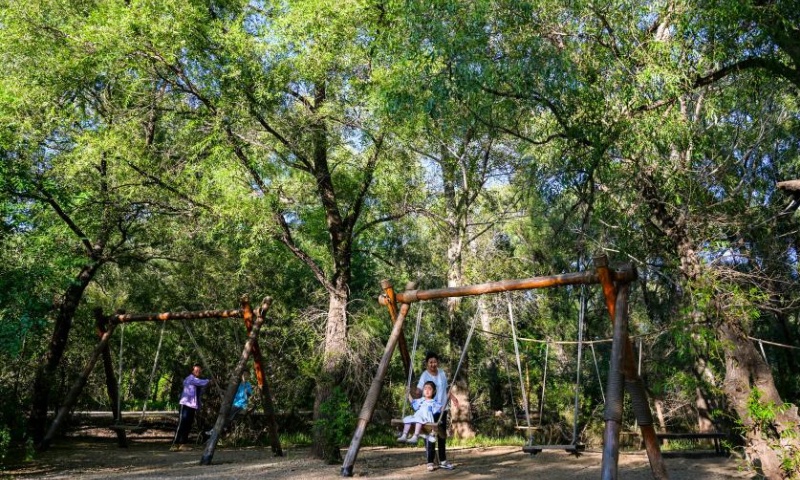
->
<box><xmin>341</xmin><ymin>255</ymin><xmax>670</xmax><ymax>480</ymax></box>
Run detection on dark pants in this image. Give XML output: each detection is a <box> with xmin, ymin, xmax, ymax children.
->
<box><xmin>173</xmin><ymin>405</ymin><xmax>196</xmax><ymax>444</ymax></box>
<box><xmin>227</xmin><ymin>406</ymin><xmax>243</xmax><ymax>425</ymax></box>
<box><xmin>211</xmin><ymin>406</ymin><xmax>243</xmax><ymax>437</ymax></box>
<box><xmin>425</xmin><ymin>410</ymin><xmax>447</xmax><ymax>463</ymax></box>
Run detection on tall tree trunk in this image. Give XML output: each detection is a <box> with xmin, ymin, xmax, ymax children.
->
<box><xmin>440</xmin><ymin>143</ymin><xmax>476</xmax><ymax>439</ymax></box>
<box><xmin>718</xmin><ymin>320</ymin><xmax>800</xmax><ymax>480</ymax></box>
<box><xmin>29</xmin><ymin>260</ymin><xmax>102</xmax><ymax>444</ymax></box>
<box><xmin>637</xmin><ymin>170</ymin><xmax>800</xmax><ymax>479</ymax></box>
<box><xmin>312</xmin><ymin>271</ymin><xmax>350</xmax><ymax>462</ymax></box>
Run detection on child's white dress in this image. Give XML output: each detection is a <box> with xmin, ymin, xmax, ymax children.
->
<box><xmin>403</xmin><ymin>398</ymin><xmax>442</xmax><ymax>424</ymax></box>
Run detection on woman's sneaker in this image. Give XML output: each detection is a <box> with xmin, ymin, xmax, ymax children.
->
<box><xmin>427</xmin><ymin>463</ymin><xmax>436</xmax><ymax>471</ymax></box>
<box><xmin>439</xmin><ymin>460</ymin><xmax>454</xmax><ymax>470</ymax></box>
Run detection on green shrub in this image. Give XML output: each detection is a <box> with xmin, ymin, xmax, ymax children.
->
<box><xmin>314</xmin><ymin>387</ymin><xmax>355</xmax><ymax>464</ymax></box>
<box><xmin>0</xmin><ymin>426</ymin><xmax>10</xmax><ymax>468</ymax></box>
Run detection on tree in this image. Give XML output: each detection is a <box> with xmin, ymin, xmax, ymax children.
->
<box><xmin>80</xmin><ymin>0</ymin><xmax>414</xmax><ymax>460</ymax></box>
<box><xmin>0</xmin><ymin>2</ymin><xmax>200</xmax><ymax>441</ymax></box>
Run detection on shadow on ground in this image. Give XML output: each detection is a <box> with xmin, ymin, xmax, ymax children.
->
<box><xmin>5</xmin><ymin>436</ymin><xmax>755</xmax><ymax>480</ymax></box>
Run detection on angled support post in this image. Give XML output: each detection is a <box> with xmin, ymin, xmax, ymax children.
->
<box><xmin>241</xmin><ymin>295</ymin><xmax>283</xmax><ymax>457</ymax></box>
<box><xmin>381</xmin><ymin>280</ymin><xmax>411</xmax><ymax>376</ymax></box>
<box><xmin>94</xmin><ymin>308</ymin><xmax>128</xmax><ymax>448</ymax></box>
<box><xmin>596</xmin><ymin>256</ymin><xmax>668</xmax><ymax>480</ymax></box>
<box><xmin>341</xmin><ymin>281</ymin><xmax>415</xmax><ymax>477</ymax></box>
<box><xmin>200</xmin><ymin>297</ymin><xmax>272</xmax><ymax>465</ymax></box>
<box><xmin>40</xmin><ymin>319</ymin><xmax>118</xmax><ymax>450</ymax></box>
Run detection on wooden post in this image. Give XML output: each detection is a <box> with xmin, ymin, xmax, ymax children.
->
<box><xmin>601</xmin><ymin>283</ymin><xmax>629</xmax><ymax>480</ymax></box>
<box><xmin>596</xmin><ymin>256</ymin><xmax>669</xmax><ymax>480</ymax></box>
<box><xmin>94</xmin><ymin>309</ymin><xmax>128</xmax><ymax>448</ymax></box>
<box><xmin>341</xmin><ymin>282</ymin><xmax>415</xmax><ymax>477</ymax></box>
<box><xmin>40</xmin><ymin>319</ymin><xmax>118</xmax><ymax>450</ymax></box>
<box><xmin>200</xmin><ymin>297</ymin><xmax>272</xmax><ymax>465</ymax></box>
<box><xmin>381</xmin><ymin>280</ymin><xmax>411</xmax><ymax>375</ymax></box>
<box><xmin>241</xmin><ymin>295</ymin><xmax>283</xmax><ymax>457</ymax></box>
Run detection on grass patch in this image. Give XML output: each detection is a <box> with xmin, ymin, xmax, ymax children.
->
<box><xmin>660</xmin><ymin>439</ymin><xmax>716</xmax><ymax>451</ymax></box>
<box><xmin>447</xmin><ymin>435</ymin><xmax>526</xmax><ymax>448</ymax></box>
<box><xmin>363</xmin><ymin>429</ymin><xmax>527</xmax><ymax>448</ymax></box>
<box><xmin>279</xmin><ymin>432</ymin><xmax>313</xmax><ymax>446</ymax></box>
<box><xmin>276</xmin><ymin>429</ymin><xmax>528</xmax><ymax>450</ymax></box>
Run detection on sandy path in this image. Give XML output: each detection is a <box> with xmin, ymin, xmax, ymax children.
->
<box><xmin>6</xmin><ymin>437</ymin><xmax>754</xmax><ymax>480</ymax></box>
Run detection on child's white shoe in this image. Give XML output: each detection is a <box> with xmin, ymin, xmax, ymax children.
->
<box><xmin>396</xmin><ymin>433</ymin><xmax>407</xmax><ymax>443</ymax></box>
<box><xmin>407</xmin><ymin>434</ymin><xmax>419</xmax><ymax>443</ymax></box>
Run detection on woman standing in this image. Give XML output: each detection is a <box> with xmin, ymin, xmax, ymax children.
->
<box><xmin>171</xmin><ymin>363</ymin><xmax>211</xmax><ymax>450</ymax></box>
<box><xmin>415</xmin><ymin>352</ymin><xmax>459</xmax><ymax>471</ymax></box>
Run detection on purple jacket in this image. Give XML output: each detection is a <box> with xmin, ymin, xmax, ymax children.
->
<box><xmin>179</xmin><ymin>374</ymin><xmax>210</xmax><ymax>409</ymax></box>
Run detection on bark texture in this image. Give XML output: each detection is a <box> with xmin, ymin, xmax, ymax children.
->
<box><xmin>637</xmin><ymin>169</ymin><xmax>800</xmax><ymax>479</ymax></box>
<box><xmin>29</xmin><ymin>260</ymin><xmax>103</xmax><ymax>443</ymax></box>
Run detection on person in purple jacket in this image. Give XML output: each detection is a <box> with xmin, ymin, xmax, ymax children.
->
<box><xmin>171</xmin><ymin>363</ymin><xmax>211</xmax><ymax>449</ymax></box>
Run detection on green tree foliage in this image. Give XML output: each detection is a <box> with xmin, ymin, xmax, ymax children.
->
<box><xmin>0</xmin><ymin>1</ymin><xmax>798</xmax><ymax>478</ymax></box>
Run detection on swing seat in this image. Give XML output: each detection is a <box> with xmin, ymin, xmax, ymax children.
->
<box><xmin>523</xmin><ymin>443</ymin><xmax>585</xmax><ymax>457</ymax></box>
<box><xmin>390</xmin><ymin>419</ymin><xmax>440</xmax><ymax>436</ymax></box>
<box><xmin>109</xmin><ymin>424</ymin><xmax>149</xmax><ymax>435</ymax></box>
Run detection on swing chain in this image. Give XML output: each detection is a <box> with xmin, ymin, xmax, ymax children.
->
<box><xmin>116</xmin><ymin>322</ymin><xmax>126</xmax><ymax>424</ymax></box>
<box><xmin>507</xmin><ymin>292</ymin><xmax>533</xmax><ymax>443</ymax></box>
<box><xmin>401</xmin><ymin>306</ymin><xmax>424</xmax><ymax>419</ymax></box>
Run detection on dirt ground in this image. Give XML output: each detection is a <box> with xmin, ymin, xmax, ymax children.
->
<box><xmin>6</xmin><ymin>433</ymin><xmax>754</xmax><ymax>480</ymax></box>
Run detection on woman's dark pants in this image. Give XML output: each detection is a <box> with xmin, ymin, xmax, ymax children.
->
<box><xmin>425</xmin><ymin>411</ymin><xmax>447</xmax><ymax>463</ymax></box>
<box><xmin>173</xmin><ymin>405</ymin><xmax>197</xmax><ymax>444</ymax></box>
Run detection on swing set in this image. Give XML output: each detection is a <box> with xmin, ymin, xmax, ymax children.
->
<box><xmin>38</xmin><ymin>295</ymin><xmax>283</xmax><ymax>465</ymax></box>
<box><xmin>341</xmin><ymin>255</ymin><xmax>670</xmax><ymax>480</ymax></box>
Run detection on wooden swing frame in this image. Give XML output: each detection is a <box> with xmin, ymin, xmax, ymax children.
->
<box><xmin>38</xmin><ymin>295</ymin><xmax>283</xmax><ymax>462</ymax></box>
<box><xmin>341</xmin><ymin>255</ymin><xmax>669</xmax><ymax>480</ymax></box>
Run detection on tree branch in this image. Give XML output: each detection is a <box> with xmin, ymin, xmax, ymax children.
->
<box><xmin>124</xmin><ymin>159</ymin><xmax>213</xmax><ymax>211</ymax></box>
<box><xmin>225</xmin><ymin>127</ymin><xmax>334</xmax><ymax>292</ymax></box>
<box><xmin>694</xmin><ymin>57</ymin><xmax>800</xmax><ymax>89</ymax></box>
<box><xmin>35</xmin><ymin>184</ymin><xmax>94</xmax><ymax>255</ymax></box>
<box><xmin>344</xmin><ymin>134</ymin><xmax>383</xmax><ymax>232</ymax></box>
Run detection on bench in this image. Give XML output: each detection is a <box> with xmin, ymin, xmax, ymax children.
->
<box><xmin>655</xmin><ymin>432</ymin><xmax>726</xmax><ymax>454</ymax></box>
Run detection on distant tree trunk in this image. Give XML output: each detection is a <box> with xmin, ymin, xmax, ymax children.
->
<box><xmin>442</xmin><ymin>149</ymin><xmax>475</xmax><ymax>439</ymax></box>
<box><xmin>694</xmin><ymin>387</ymin><xmax>714</xmax><ymax>433</ymax></box>
<box><xmin>29</xmin><ymin>260</ymin><xmax>102</xmax><ymax>443</ymax></box>
<box><xmin>653</xmin><ymin>397</ymin><xmax>667</xmax><ymax>431</ymax></box>
<box><xmin>477</xmin><ymin>297</ymin><xmax>503</xmax><ymax>411</ymax></box>
<box><xmin>693</xmin><ymin>357</ymin><xmax>717</xmax><ymax>433</ymax></box>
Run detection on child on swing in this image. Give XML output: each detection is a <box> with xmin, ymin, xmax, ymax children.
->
<box><xmin>397</xmin><ymin>381</ymin><xmax>442</xmax><ymax>444</ymax></box>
